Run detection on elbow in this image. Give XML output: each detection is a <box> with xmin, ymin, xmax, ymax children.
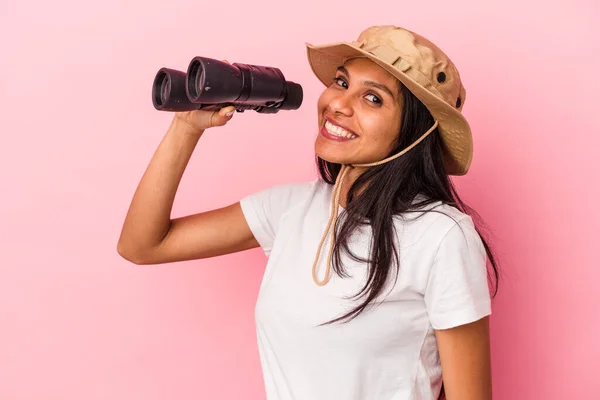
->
<box><xmin>117</xmin><ymin>240</ymin><xmax>151</xmax><ymax>265</ymax></box>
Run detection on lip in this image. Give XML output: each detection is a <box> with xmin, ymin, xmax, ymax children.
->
<box><xmin>323</xmin><ymin>117</ymin><xmax>359</xmax><ymax>138</ymax></box>
<box><xmin>319</xmin><ymin>117</ymin><xmax>358</xmax><ymax>142</ymax></box>
<box><xmin>320</xmin><ymin>125</ymin><xmax>357</xmax><ymax>142</ymax></box>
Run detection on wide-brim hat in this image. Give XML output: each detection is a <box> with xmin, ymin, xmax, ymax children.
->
<box><xmin>305</xmin><ymin>25</ymin><xmax>472</xmax><ymax>175</ymax></box>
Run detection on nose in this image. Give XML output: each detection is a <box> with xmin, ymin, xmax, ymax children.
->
<box><xmin>327</xmin><ymin>91</ymin><xmax>354</xmax><ymax>117</ymax></box>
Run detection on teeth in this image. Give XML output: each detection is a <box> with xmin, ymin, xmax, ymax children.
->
<box><xmin>325</xmin><ymin>121</ymin><xmax>357</xmax><ymax>139</ymax></box>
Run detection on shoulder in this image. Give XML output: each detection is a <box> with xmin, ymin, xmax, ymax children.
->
<box><xmin>396</xmin><ymin>198</ymin><xmax>478</xmax><ymax>250</ymax></box>
<box><xmin>240</xmin><ymin>178</ymin><xmax>327</xmax><ymax>217</ymax></box>
<box><xmin>239</xmin><ymin>179</ymin><xmax>326</xmax><ymax>255</ymax></box>
<box><xmin>244</xmin><ymin>178</ymin><xmax>323</xmax><ymax>203</ymax></box>
<box><xmin>272</xmin><ymin>178</ymin><xmax>323</xmax><ymax>197</ymax></box>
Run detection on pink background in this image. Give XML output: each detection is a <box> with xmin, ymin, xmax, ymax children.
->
<box><xmin>1</xmin><ymin>0</ymin><xmax>598</xmax><ymax>399</ymax></box>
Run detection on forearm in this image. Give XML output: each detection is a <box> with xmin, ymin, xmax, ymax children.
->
<box><xmin>117</xmin><ymin>118</ymin><xmax>204</xmax><ymax>257</ymax></box>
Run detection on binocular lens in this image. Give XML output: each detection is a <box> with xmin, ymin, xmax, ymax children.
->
<box><xmin>187</xmin><ymin>60</ymin><xmax>204</xmax><ymax>100</ymax></box>
<box><xmin>160</xmin><ymin>74</ymin><xmax>170</xmax><ymax>106</ymax></box>
<box><xmin>152</xmin><ymin>68</ymin><xmax>199</xmax><ymax>112</ymax></box>
<box><xmin>152</xmin><ymin>71</ymin><xmax>168</xmax><ymax>108</ymax></box>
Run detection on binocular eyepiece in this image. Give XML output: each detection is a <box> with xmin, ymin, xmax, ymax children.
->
<box><xmin>152</xmin><ymin>57</ymin><xmax>303</xmax><ymax>114</ymax></box>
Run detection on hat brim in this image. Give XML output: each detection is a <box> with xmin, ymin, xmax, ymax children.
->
<box><xmin>305</xmin><ymin>41</ymin><xmax>472</xmax><ymax>176</ymax></box>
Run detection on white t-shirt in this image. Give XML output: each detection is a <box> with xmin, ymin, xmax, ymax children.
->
<box><xmin>239</xmin><ymin>179</ymin><xmax>491</xmax><ymax>400</ymax></box>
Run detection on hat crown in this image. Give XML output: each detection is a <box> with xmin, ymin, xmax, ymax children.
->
<box><xmin>355</xmin><ymin>26</ymin><xmax>466</xmax><ymax>110</ymax></box>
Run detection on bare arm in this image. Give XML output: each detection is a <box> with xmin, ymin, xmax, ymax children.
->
<box><xmin>435</xmin><ymin>316</ymin><xmax>492</xmax><ymax>400</ymax></box>
<box><xmin>117</xmin><ymin>107</ymin><xmax>259</xmax><ymax>265</ymax></box>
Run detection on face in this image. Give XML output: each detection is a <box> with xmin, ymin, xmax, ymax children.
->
<box><xmin>316</xmin><ymin>57</ymin><xmax>403</xmax><ymax>166</ymax></box>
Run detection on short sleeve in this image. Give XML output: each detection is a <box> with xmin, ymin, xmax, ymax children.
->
<box><xmin>424</xmin><ymin>216</ymin><xmax>492</xmax><ymax>330</ymax></box>
<box><xmin>239</xmin><ymin>181</ymin><xmax>312</xmax><ymax>257</ymax></box>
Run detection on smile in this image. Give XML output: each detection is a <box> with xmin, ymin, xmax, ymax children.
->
<box><xmin>321</xmin><ymin>119</ymin><xmax>358</xmax><ymax>141</ymax></box>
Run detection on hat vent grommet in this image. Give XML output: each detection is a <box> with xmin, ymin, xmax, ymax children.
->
<box><xmin>437</xmin><ymin>72</ymin><xmax>446</xmax><ymax>83</ymax></box>
<box><xmin>456</xmin><ymin>96</ymin><xmax>462</xmax><ymax>108</ymax></box>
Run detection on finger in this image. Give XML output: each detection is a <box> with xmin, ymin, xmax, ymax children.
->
<box><xmin>210</xmin><ymin>106</ymin><xmax>235</xmax><ymax>127</ymax></box>
<box><xmin>218</xmin><ymin>105</ymin><xmax>236</xmax><ymax>117</ymax></box>
<box><xmin>208</xmin><ymin>110</ymin><xmax>218</xmax><ymax>128</ymax></box>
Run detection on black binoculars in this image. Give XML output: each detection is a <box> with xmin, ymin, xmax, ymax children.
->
<box><xmin>152</xmin><ymin>57</ymin><xmax>303</xmax><ymax>114</ymax></box>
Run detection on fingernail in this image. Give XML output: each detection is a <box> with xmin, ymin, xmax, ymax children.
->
<box><xmin>226</xmin><ymin>111</ymin><xmax>234</xmax><ymax>116</ymax></box>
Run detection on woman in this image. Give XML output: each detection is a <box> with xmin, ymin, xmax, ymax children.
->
<box><xmin>118</xmin><ymin>25</ymin><xmax>499</xmax><ymax>400</ymax></box>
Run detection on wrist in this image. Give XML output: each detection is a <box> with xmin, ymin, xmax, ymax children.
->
<box><xmin>171</xmin><ymin>115</ymin><xmax>206</xmax><ymax>137</ymax></box>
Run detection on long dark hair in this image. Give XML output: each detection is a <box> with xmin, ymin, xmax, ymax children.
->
<box><xmin>315</xmin><ymin>84</ymin><xmax>500</xmax><ymax>326</ymax></box>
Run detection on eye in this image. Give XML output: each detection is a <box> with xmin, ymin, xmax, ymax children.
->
<box><xmin>332</xmin><ymin>76</ymin><xmax>383</xmax><ymax>105</ymax></box>
<box><xmin>365</xmin><ymin>93</ymin><xmax>382</xmax><ymax>104</ymax></box>
<box><xmin>333</xmin><ymin>76</ymin><xmax>348</xmax><ymax>88</ymax></box>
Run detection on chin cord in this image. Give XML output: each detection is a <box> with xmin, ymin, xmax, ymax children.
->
<box><xmin>311</xmin><ymin>120</ymin><xmax>440</xmax><ymax>286</ymax></box>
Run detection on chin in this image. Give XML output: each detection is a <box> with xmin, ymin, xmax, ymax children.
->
<box><xmin>315</xmin><ymin>139</ymin><xmax>351</xmax><ymax>165</ymax></box>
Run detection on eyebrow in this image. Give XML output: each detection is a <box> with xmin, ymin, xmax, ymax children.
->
<box><xmin>336</xmin><ymin>66</ymin><xmax>395</xmax><ymax>98</ymax></box>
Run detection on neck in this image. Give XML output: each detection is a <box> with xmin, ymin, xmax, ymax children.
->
<box><xmin>337</xmin><ymin>166</ymin><xmax>368</xmax><ymax>209</ymax></box>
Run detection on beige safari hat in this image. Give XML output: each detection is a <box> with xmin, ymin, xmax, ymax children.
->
<box><xmin>306</xmin><ymin>25</ymin><xmax>471</xmax><ymax>176</ymax></box>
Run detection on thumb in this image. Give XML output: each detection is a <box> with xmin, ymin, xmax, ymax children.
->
<box><xmin>210</xmin><ymin>105</ymin><xmax>236</xmax><ymax>127</ymax></box>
